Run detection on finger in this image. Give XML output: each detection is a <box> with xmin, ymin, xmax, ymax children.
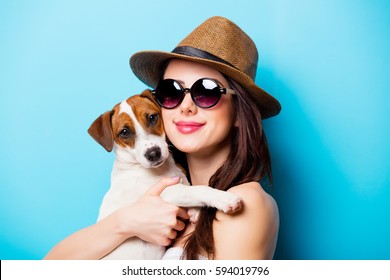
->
<box><xmin>176</xmin><ymin>207</ymin><xmax>190</xmax><ymax>220</ymax></box>
<box><xmin>167</xmin><ymin>229</ymin><xmax>178</xmax><ymax>240</ymax></box>
<box><xmin>160</xmin><ymin>237</ymin><xmax>173</xmax><ymax>247</ymax></box>
<box><xmin>173</xmin><ymin>219</ymin><xmax>186</xmax><ymax>232</ymax></box>
<box><xmin>147</xmin><ymin>176</ymin><xmax>180</xmax><ymax>196</ymax></box>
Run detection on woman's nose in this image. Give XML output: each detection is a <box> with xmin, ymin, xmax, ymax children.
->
<box><xmin>179</xmin><ymin>91</ymin><xmax>197</xmax><ymax>115</ymax></box>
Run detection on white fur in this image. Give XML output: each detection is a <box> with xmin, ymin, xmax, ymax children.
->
<box><xmin>97</xmin><ymin>99</ymin><xmax>242</xmax><ymax>260</ymax></box>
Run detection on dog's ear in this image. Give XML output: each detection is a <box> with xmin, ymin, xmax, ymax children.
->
<box><xmin>140</xmin><ymin>89</ymin><xmax>160</xmax><ymax>108</ymax></box>
<box><xmin>88</xmin><ymin>111</ymin><xmax>114</xmax><ymax>152</ymax></box>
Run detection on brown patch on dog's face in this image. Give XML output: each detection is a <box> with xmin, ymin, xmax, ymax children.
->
<box><xmin>111</xmin><ymin>104</ymin><xmax>136</xmax><ymax>149</ymax></box>
<box><xmin>110</xmin><ymin>93</ymin><xmax>164</xmax><ymax>149</ymax></box>
<box><xmin>130</xmin><ymin>94</ymin><xmax>164</xmax><ymax>137</ymax></box>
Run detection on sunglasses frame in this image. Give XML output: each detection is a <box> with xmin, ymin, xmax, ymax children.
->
<box><xmin>152</xmin><ymin>78</ymin><xmax>236</xmax><ymax>109</ymax></box>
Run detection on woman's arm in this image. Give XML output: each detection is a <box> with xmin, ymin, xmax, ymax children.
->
<box><xmin>212</xmin><ymin>182</ymin><xmax>279</xmax><ymax>260</ymax></box>
<box><xmin>44</xmin><ymin>177</ymin><xmax>189</xmax><ymax>260</ymax></box>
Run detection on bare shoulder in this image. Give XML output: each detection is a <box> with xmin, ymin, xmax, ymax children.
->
<box><xmin>217</xmin><ymin>182</ymin><xmax>278</xmax><ymax>220</ymax></box>
<box><xmin>213</xmin><ymin>182</ymin><xmax>279</xmax><ymax>259</ymax></box>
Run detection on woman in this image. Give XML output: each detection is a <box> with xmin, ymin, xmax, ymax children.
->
<box><xmin>45</xmin><ymin>16</ymin><xmax>281</xmax><ymax>260</ymax></box>
<box><xmin>157</xmin><ymin>59</ymin><xmax>279</xmax><ymax>260</ymax></box>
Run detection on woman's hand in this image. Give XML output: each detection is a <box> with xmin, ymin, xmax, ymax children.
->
<box><xmin>115</xmin><ymin>176</ymin><xmax>190</xmax><ymax>246</ymax></box>
<box><xmin>44</xmin><ymin>176</ymin><xmax>189</xmax><ymax>259</ymax></box>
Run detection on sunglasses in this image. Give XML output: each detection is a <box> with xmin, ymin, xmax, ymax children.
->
<box><xmin>152</xmin><ymin>78</ymin><xmax>236</xmax><ymax>109</ymax></box>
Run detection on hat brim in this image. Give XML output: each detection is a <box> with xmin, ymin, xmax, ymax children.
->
<box><xmin>130</xmin><ymin>51</ymin><xmax>281</xmax><ymax>119</ymax></box>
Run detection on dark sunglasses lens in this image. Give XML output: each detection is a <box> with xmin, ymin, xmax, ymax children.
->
<box><xmin>155</xmin><ymin>80</ymin><xmax>183</xmax><ymax>108</ymax></box>
<box><xmin>192</xmin><ymin>79</ymin><xmax>221</xmax><ymax>108</ymax></box>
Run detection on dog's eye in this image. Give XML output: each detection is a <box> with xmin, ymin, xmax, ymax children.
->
<box><xmin>148</xmin><ymin>114</ymin><xmax>158</xmax><ymax>125</ymax></box>
<box><xmin>118</xmin><ymin>128</ymin><xmax>131</xmax><ymax>139</ymax></box>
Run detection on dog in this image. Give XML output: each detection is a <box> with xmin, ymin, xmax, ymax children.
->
<box><xmin>88</xmin><ymin>90</ymin><xmax>242</xmax><ymax>259</ymax></box>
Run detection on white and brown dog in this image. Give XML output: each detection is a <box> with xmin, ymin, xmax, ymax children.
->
<box><xmin>88</xmin><ymin>90</ymin><xmax>242</xmax><ymax>259</ymax></box>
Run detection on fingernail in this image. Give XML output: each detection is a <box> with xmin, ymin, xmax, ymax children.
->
<box><xmin>171</xmin><ymin>176</ymin><xmax>180</xmax><ymax>181</ymax></box>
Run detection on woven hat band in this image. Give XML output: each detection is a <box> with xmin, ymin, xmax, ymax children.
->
<box><xmin>172</xmin><ymin>46</ymin><xmax>236</xmax><ymax>69</ymax></box>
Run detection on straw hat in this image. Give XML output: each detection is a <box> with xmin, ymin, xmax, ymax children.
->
<box><xmin>130</xmin><ymin>16</ymin><xmax>281</xmax><ymax>119</ymax></box>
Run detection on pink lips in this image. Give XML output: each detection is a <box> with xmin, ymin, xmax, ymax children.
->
<box><xmin>175</xmin><ymin>121</ymin><xmax>205</xmax><ymax>134</ymax></box>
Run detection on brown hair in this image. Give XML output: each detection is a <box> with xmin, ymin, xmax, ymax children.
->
<box><xmin>170</xmin><ymin>77</ymin><xmax>272</xmax><ymax>259</ymax></box>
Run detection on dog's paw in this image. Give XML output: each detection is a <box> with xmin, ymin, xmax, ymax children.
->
<box><xmin>188</xmin><ymin>208</ymin><xmax>200</xmax><ymax>224</ymax></box>
<box><xmin>215</xmin><ymin>192</ymin><xmax>243</xmax><ymax>213</ymax></box>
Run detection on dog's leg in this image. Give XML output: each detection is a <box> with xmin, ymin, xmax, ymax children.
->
<box><xmin>187</xmin><ymin>208</ymin><xmax>201</xmax><ymax>224</ymax></box>
<box><xmin>160</xmin><ymin>184</ymin><xmax>242</xmax><ymax>213</ymax></box>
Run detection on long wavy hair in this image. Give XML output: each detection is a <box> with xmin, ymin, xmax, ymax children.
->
<box><xmin>169</xmin><ymin>76</ymin><xmax>273</xmax><ymax>259</ymax></box>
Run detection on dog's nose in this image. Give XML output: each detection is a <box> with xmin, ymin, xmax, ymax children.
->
<box><xmin>145</xmin><ymin>147</ymin><xmax>162</xmax><ymax>163</ymax></box>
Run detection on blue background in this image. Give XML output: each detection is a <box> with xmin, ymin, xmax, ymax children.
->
<box><xmin>1</xmin><ymin>0</ymin><xmax>389</xmax><ymax>260</ymax></box>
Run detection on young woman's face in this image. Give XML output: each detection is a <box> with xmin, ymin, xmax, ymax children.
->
<box><xmin>161</xmin><ymin>59</ymin><xmax>235</xmax><ymax>156</ymax></box>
